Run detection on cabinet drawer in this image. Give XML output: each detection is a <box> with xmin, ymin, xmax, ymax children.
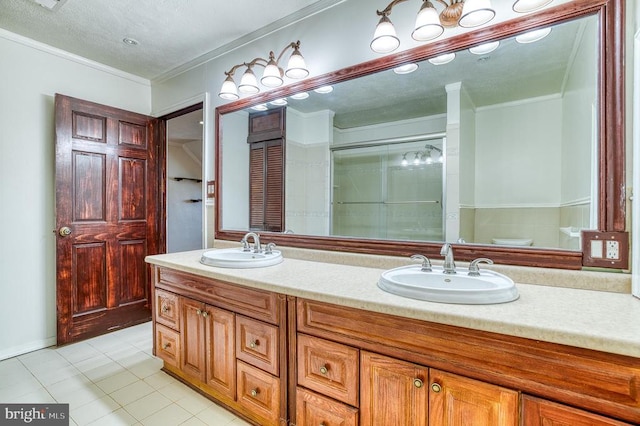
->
<box><xmin>296</xmin><ymin>387</ymin><xmax>358</xmax><ymax>426</ymax></box>
<box><xmin>155</xmin><ymin>323</ymin><xmax>180</xmax><ymax>368</ymax></box>
<box><xmin>237</xmin><ymin>361</ymin><xmax>281</xmax><ymax>426</ymax></box>
<box><xmin>237</xmin><ymin>315</ymin><xmax>279</xmax><ymax>376</ymax></box>
<box><xmin>297</xmin><ymin>334</ymin><xmax>359</xmax><ymax>407</ymax></box>
<box><xmin>155</xmin><ymin>288</ymin><xmax>179</xmax><ymax>330</ymax></box>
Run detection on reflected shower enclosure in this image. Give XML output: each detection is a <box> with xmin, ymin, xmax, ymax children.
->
<box><xmin>331</xmin><ymin>138</ymin><xmax>445</xmax><ymax>241</ymax></box>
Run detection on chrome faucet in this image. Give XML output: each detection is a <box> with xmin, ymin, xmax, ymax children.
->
<box><xmin>440</xmin><ymin>243</ymin><xmax>456</xmax><ymax>274</ymax></box>
<box><xmin>242</xmin><ymin>232</ymin><xmax>261</xmax><ymax>253</ymax></box>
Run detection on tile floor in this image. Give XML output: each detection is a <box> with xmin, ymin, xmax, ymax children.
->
<box><xmin>0</xmin><ymin>322</ymin><xmax>250</xmax><ymax>426</ymax></box>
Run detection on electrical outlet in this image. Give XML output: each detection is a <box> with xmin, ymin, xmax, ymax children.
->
<box><xmin>582</xmin><ymin>231</ymin><xmax>629</xmax><ymax>269</ymax></box>
<box><xmin>606</xmin><ymin>240</ymin><xmax>619</xmax><ymax>259</ymax></box>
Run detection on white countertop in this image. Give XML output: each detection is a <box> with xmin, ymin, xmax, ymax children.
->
<box><xmin>146</xmin><ymin>249</ymin><xmax>640</xmax><ymax>358</ymax></box>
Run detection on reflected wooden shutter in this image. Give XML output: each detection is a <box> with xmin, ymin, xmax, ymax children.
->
<box><xmin>249</xmin><ymin>145</ymin><xmax>265</xmax><ymax>230</ymax></box>
<box><xmin>249</xmin><ymin>140</ymin><xmax>283</xmax><ymax>232</ymax></box>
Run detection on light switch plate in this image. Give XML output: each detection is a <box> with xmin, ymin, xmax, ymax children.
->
<box><xmin>582</xmin><ymin>231</ymin><xmax>629</xmax><ymax>269</ymax></box>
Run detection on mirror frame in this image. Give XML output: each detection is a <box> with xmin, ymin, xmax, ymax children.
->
<box><xmin>215</xmin><ymin>0</ymin><xmax>625</xmax><ymax>270</ymax></box>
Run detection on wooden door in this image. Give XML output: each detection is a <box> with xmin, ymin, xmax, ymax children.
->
<box><xmin>360</xmin><ymin>351</ymin><xmax>428</xmax><ymax>426</ymax></box>
<box><xmin>429</xmin><ymin>369</ymin><xmax>518</xmax><ymax>426</ymax></box>
<box><xmin>55</xmin><ymin>94</ymin><xmax>162</xmax><ymax>345</ymax></box>
<box><xmin>205</xmin><ymin>306</ymin><xmax>236</xmax><ymax>399</ymax></box>
<box><xmin>180</xmin><ymin>297</ymin><xmax>206</xmax><ymax>382</ymax></box>
<box><xmin>522</xmin><ymin>395</ymin><xmax>631</xmax><ymax>425</ymax></box>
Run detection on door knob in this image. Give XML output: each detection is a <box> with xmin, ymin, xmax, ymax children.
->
<box><xmin>58</xmin><ymin>226</ymin><xmax>71</xmax><ymax>237</ymax></box>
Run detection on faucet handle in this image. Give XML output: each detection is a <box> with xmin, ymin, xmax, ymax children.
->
<box><xmin>468</xmin><ymin>258</ymin><xmax>493</xmax><ymax>276</ymax></box>
<box><xmin>240</xmin><ymin>239</ymin><xmax>251</xmax><ymax>252</ymax></box>
<box><xmin>265</xmin><ymin>242</ymin><xmax>276</xmax><ymax>255</ymax></box>
<box><xmin>410</xmin><ymin>254</ymin><xmax>433</xmax><ymax>272</ymax></box>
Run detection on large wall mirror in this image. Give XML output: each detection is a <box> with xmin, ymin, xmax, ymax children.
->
<box><xmin>215</xmin><ymin>0</ymin><xmax>625</xmax><ymax>270</ymax></box>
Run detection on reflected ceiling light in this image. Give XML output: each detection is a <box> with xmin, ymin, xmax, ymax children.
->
<box><xmin>314</xmin><ymin>85</ymin><xmax>334</xmax><ymax>94</ymax></box>
<box><xmin>270</xmin><ymin>98</ymin><xmax>288</xmax><ymax>106</ymax></box>
<box><xmin>218</xmin><ymin>41</ymin><xmax>309</xmax><ymax>100</ymax></box>
<box><xmin>513</xmin><ymin>0</ymin><xmax>553</xmax><ymax>13</ymax></box>
<box><xmin>290</xmin><ymin>92</ymin><xmax>310</xmax><ymax>100</ymax></box>
<box><xmin>252</xmin><ymin>104</ymin><xmax>269</xmax><ymax>111</ymax></box>
<box><xmin>469</xmin><ymin>40</ymin><xmax>499</xmax><ymax>54</ymax></box>
<box><xmin>401</xmin><ymin>144</ymin><xmax>443</xmax><ymax>167</ymax></box>
<box><xmin>428</xmin><ymin>52</ymin><xmax>456</xmax><ymax>65</ymax></box>
<box><xmin>516</xmin><ymin>27</ymin><xmax>551</xmax><ymax>44</ymax></box>
<box><xmin>393</xmin><ymin>63</ymin><xmax>419</xmax><ymax>74</ymax></box>
<box><xmin>371</xmin><ymin>0</ymin><xmax>495</xmax><ymax>54</ymax></box>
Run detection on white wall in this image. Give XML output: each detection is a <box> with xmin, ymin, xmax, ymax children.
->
<box><xmin>0</xmin><ymin>30</ymin><xmax>151</xmax><ymax>360</ymax></box>
<box><xmin>474</xmin><ymin>96</ymin><xmax>563</xmax><ymax>207</ymax></box>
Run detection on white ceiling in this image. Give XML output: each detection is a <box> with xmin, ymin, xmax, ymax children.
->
<box><xmin>0</xmin><ymin>0</ymin><xmax>343</xmax><ymax>80</ymax></box>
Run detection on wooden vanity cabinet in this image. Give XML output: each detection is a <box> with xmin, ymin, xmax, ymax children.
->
<box><xmin>295</xmin><ymin>298</ymin><xmax>640</xmax><ymax>425</ymax></box>
<box><xmin>151</xmin><ymin>267</ymin><xmax>287</xmax><ymax>426</ymax></box>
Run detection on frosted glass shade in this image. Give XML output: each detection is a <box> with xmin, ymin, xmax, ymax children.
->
<box><xmin>469</xmin><ymin>40</ymin><xmax>500</xmax><ymax>54</ymax></box>
<box><xmin>218</xmin><ymin>75</ymin><xmax>239</xmax><ymax>100</ymax></box>
<box><xmin>412</xmin><ymin>2</ymin><xmax>444</xmax><ymax>41</ymax></box>
<box><xmin>459</xmin><ymin>0</ymin><xmax>495</xmax><ymax>28</ymax></box>
<box><xmin>516</xmin><ymin>27</ymin><xmax>551</xmax><ymax>44</ymax></box>
<box><xmin>261</xmin><ymin>60</ymin><xmax>283</xmax><ymax>87</ymax></box>
<box><xmin>428</xmin><ymin>52</ymin><xmax>455</xmax><ymax>65</ymax></box>
<box><xmin>513</xmin><ymin>0</ymin><xmax>553</xmax><ymax>13</ymax></box>
<box><xmin>285</xmin><ymin>49</ymin><xmax>309</xmax><ymax>79</ymax></box>
<box><xmin>238</xmin><ymin>68</ymin><xmax>259</xmax><ymax>94</ymax></box>
<box><xmin>371</xmin><ymin>15</ymin><xmax>400</xmax><ymax>53</ymax></box>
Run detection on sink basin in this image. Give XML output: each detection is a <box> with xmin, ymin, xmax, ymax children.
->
<box><xmin>200</xmin><ymin>248</ymin><xmax>283</xmax><ymax>268</ymax></box>
<box><xmin>378</xmin><ymin>265</ymin><xmax>518</xmax><ymax>304</ymax></box>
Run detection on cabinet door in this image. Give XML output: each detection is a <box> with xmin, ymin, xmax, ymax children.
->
<box><xmin>205</xmin><ymin>306</ymin><xmax>236</xmax><ymax>399</ymax></box>
<box><xmin>522</xmin><ymin>395</ymin><xmax>632</xmax><ymax>425</ymax></box>
<box><xmin>360</xmin><ymin>351</ymin><xmax>428</xmax><ymax>426</ymax></box>
<box><xmin>180</xmin><ymin>297</ymin><xmax>206</xmax><ymax>382</ymax></box>
<box><xmin>429</xmin><ymin>369</ymin><xmax>518</xmax><ymax>426</ymax></box>
<box><xmin>296</xmin><ymin>387</ymin><xmax>358</xmax><ymax>426</ymax></box>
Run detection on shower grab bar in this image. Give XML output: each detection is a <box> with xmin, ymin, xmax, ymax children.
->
<box><xmin>334</xmin><ymin>200</ymin><xmax>440</xmax><ymax>205</ymax></box>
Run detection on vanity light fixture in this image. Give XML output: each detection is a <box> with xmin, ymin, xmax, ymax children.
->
<box><xmin>515</xmin><ymin>27</ymin><xmax>551</xmax><ymax>44</ymax></box>
<box><xmin>469</xmin><ymin>40</ymin><xmax>499</xmax><ymax>54</ymax></box>
<box><xmin>371</xmin><ymin>0</ymin><xmax>496</xmax><ymax>54</ymax></box>
<box><xmin>218</xmin><ymin>41</ymin><xmax>309</xmax><ymax>100</ymax></box>
<box><xmin>513</xmin><ymin>0</ymin><xmax>553</xmax><ymax>13</ymax></box>
<box><xmin>401</xmin><ymin>144</ymin><xmax>443</xmax><ymax>166</ymax></box>
<box><xmin>428</xmin><ymin>52</ymin><xmax>456</xmax><ymax>65</ymax></box>
<box><xmin>393</xmin><ymin>63</ymin><xmax>419</xmax><ymax>74</ymax></box>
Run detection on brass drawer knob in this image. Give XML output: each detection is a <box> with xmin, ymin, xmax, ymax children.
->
<box><xmin>162</xmin><ymin>343</ymin><xmax>171</xmax><ymax>350</ymax></box>
<box><xmin>201</xmin><ymin>311</ymin><xmax>209</xmax><ymax>318</ymax></box>
<box><xmin>414</xmin><ymin>378</ymin><xmax>424</xmax><ymax>388</ymax></box>
<box><xmin>161</xmin><ymin>305</ymin><xmax>169</xmax><ymax>313</ymax></box>
<box><xmin>250</xmin><ymin>340</ymin><xmax>259</xmax><ymax>349</ymax></box>
<box><xmin>319</xmin><ymin>365</ymin><xmax>328</xmax><ymax>375</ymax></box>
<box><xmin>250</xmin><ymin>388</ymin><xmax>259</xmax><ymax>397</ymax></box>
<box><xmin>196</xmin><ymin>309</ymin><xmax>202</xmax><ymax>316</ymax></box>
<box><xmin>431</xmin><ymin>382</ymin><xmax>442</xmax><ymax>393</ymax></box>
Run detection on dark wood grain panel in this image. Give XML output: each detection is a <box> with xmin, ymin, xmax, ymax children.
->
<box><xmin>119</xmin><ymin>157</ymin><xmax>146</xmax><ymax>221</ymax></box>
<box><xmin>73</xmin><ymin>151</ymin><xmax>105</xmax><ymax>221</ymax></box>
<box><xmin>72</xmin><ymin>242</ymin><xmax>107</xmax><ymax>314</ymax></box>
<box><xmin>56</xmin><ymin>94</ymin><xmax>159</xmax><ymax>345</ymax></box>
<box><xmin>119</xmin><ymin>120</ymin><xmax>147</xmax><ymax>148</ymax></box>
<box><xmin>297</xmin><ymin>299</ymin><xmax>640</xmax><ymax>424</ymax></box>
<box><xmin>72</xmin><ymin>111</ymin><xmax>106</xmax><ymax>142</ymax></box>
<box><xmin>119</xmin><ymin>239</ymin><xmax>147</xmax><ymax>305</ymax></box>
